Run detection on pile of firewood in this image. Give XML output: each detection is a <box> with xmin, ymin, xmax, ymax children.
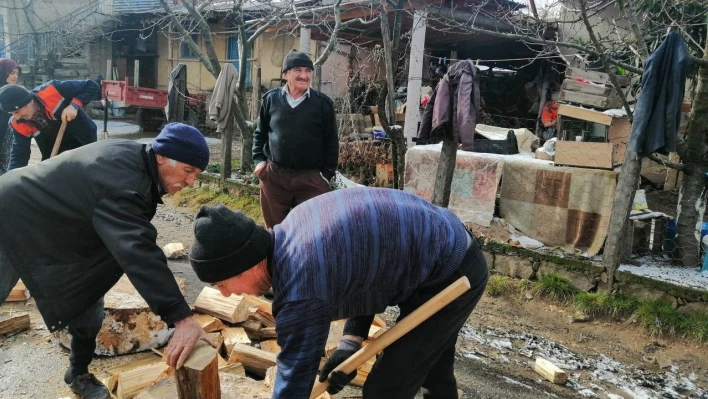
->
<box><xmin>106</xmin><ymin>286</ymin><xmax>388</xmax><ymax>399</ymax></box>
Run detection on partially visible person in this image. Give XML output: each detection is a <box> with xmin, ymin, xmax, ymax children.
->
<box><xmin>252</xmin><ymin>49</ymin><xmax>339</xmax><ymax>227</ymax></box>
<box><xmin>189</xmin><ymin>188</ymin><xmax>489</xmax><ymax>398</ymax></box>
<box><xmin>0</xmin><ymin>79</ymin><xmax>98</xmax><ymax>170</ymax></box>
<box><xmin>0</xmin><ymin>59</ymin><xmax>20</xmax><ymax>173</ymax></box>
<box><xmin>0</xmin><ymin>123</ymin><xmax>214</xmax><ymax>399</ymax></box>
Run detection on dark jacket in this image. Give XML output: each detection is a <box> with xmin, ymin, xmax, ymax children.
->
<box><xmin>252</xmin><ymin>87</ymin><xmax>338</xmax><ymax>180</ymax></box>
<box><xmin>0</xmin><ymin>140</ymin><xmax>192</xmax><ymax>331</ymax></box>
<box><xmin>9</xmin><ymin>79</ymin><xmax>98</xmax><ymax>170</ymax></box>
<box><xmin>627</xmin><ymin>32</ymin><xmax>691</xmax><ymax>157</ymax></box>
<box><xmin>417</xmin><ymin>60</ymin><xmax>480</xmax><ymax>151</ymax></box>
<box><xmin>0</xmin><ymin>106</ymin><xmax>11</xmax><ymax>174</ymax></box>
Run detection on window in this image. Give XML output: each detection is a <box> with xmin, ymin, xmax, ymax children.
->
<box><xmin>179</xmin><ymin>33</ymin><xmax>200</xmax><ymax>60</ymax></box>
<box><xmin>227</xmin><ymin>35</ymin><xmax>252</xmax><ymax>88</ymax></box>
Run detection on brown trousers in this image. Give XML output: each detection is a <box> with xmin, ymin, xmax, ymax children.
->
<box><xmin>257</xmin><ymin>161</ymin><xmax>330</xmax><ymax>228</ymax></box>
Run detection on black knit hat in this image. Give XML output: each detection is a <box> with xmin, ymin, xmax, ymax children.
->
<box><xmin>0</xmin><ymin>84</ymin><xmax>34</xmax><ymax>112</ymax></box>
<box><xmin>190</xmin><ymin>204</ymin><xmax>271</xmax><ymax>283</ymax></box>
<box><xmin>152</xmin><ymin>122</ymin><xmax>210</xmax><ymax>171</ymax></box>
<box><xmin>282</xmin><ymin>49</ymin><xmax>314</xmax><ymax>72</ymax></box>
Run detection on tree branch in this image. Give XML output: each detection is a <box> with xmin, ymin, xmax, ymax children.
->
<box><xmin>179</xmin><ymin>0</ymin><xmax>221</xmax><ymax>78</ymax></box>
<box><xmin>647</xmin><ymin>153</ymin><xmax>686</xmax><ymax>171</ymax></box>
<box><xmin>158</xmin><ymin>0</ymin><xmax>218</xmax><ymax>77</ymax></box>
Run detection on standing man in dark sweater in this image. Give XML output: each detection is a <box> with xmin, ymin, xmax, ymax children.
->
<box><xmin>189</xmin><ymin>188</ymin><xmax>489</xmax><ymax>398</ymax></box>
<box><xmin>252</xmin><ymin>50</ymin><xmax>339</xmax><ymax>227</ymax></box>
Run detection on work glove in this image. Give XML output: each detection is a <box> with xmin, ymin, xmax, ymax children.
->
<box><xmin>319</xmin><ymin>348</ymin><xmax>358</xmax><ymax>394</ymax></box>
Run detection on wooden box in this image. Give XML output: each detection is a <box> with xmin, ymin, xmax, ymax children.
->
<box><xmin>554</xmin><ymin>141</ymin><xmax>620</xmax><ymax>169</ymax></box>
<box><xmin>557</xmin><ymin>104</ymin><xmax>630</xmax><ymax>166</ymax></box>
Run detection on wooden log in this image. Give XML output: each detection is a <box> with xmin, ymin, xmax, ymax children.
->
<box><xmin>218</xmin><ymin>362</ymin><xmax>245</xmax><ymax>376</ymax></box>
<box><xmin>116</xmin><ymin>362</ymin><xmax>172</xmax><ymax>399</ymax></box>
<box><xmin>221</xmin><ymin>327</ymin><xmax>251</xmax><ymax>355</ymax></box>
<box><xmin>247</xmin><ymin>306</ymin><xmax>275</xmax><ymax>328</ymax></box>
<box><xmin>242</xmin><ymin>295</ymin><xmax>273</xmax><ymax>315</ymax></box>
<box><xmin>105</xmin><ymin>353</ymin><xmax>163</xmax><ymax>393</ymax></box>
<box><xmin>55</xmin><ymin>276</ymin><xmax>185</xmax><ymax>355</ymax></box>
<box><xmin>175</xmin><ymin>341</ymin><xmax>221</xmax><ymax>399</ymax></box>
<box><xmin>194</xmin><ymin>287</ymin><xmax>250</xmax><ymax>324</ymax></box>
<box><xmin>533</xmin><ymin>357</ymin><xmax>568</xmax><ymax>384</ymax></box>
<box><xmin>6</xmin><ymin>280</ymin><xmax>30</xmax><ymax>302</ymax></box>
<box><xmin>227</xmin><ymin>343</ymin><xmax>276</xmax><ymax>377</ymax></box>
<box><xmin>259</xmin><ymin>339</ymin><xmax>281</xmax><ymax>354</ymax></box>
<box><xmin>350</xmin><ymin>353</ymin><xmax>376</xmax><ymax>387</ymax></box>
<box><xmin>0</xmin><ymin>313</ymin><xmax>30</xmax><ymax>336</ymax></box>
<box><xmin>194</xmin><ymin>314</ymin><xmax>225</xmax><ymax>333</ymax></box>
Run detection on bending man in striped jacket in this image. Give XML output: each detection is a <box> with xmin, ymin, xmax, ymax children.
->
<box><xmin>189</xmin><ymin>187</ymin><xmax>489</xmax><ymax>399</ymax></box>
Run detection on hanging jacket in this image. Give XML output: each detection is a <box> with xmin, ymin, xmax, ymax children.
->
<box><xmin>627</xmin><ymin>32</ymin><xmax>691</xmax><ymax>157</ymax></box>
<box><xmin>209</xmin><ymin>63</ymin><xmax>238</xmax><ymax>133</ymax></box>
<box><xmin>8</xmin><ymin>79</ymin><xmax>98</xmax><ymax>169</ymax></box>
<box><xmin>417</xmin><ymin>60</ymin><xmax>480</xmax><ymax>151</ymax></box>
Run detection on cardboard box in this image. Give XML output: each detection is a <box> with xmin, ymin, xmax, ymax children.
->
<box><xmin>554</xmin><ymin>141</ymin><xmax>619</xmax><ymax>169</ymax></box>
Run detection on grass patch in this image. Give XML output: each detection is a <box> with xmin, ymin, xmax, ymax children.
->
<box><xmin>631</xmin><ymin>299</ymin><xmax>686</xmax><ymax>337</ymax></box>
<box><xmin>682</xmin><ymin>312</ymin><xmax>708</xmax><ymax>342</ymax></box>
<box><xmin>532</xmin><ymin>274</ymin><xmax>578</xmax><ymax>303</ymax></box>
<box><xmin>205</xmin><ymin>160</ymin><xmax>243</xmax><ymax>174</ymax></box>
<box><xmin>486</xmin><ymin>274</ymin><xmax>511</xmax><ymax>297</ymax></box>
<box><xmin>574</xmin><ymin>292</ymin><xmax>640</xmax><ymax>319</ymax></box>
<box><xmin>172</xmin><ymin>187</ymin><xmax>264</xmax><ymax>225</ymax></box>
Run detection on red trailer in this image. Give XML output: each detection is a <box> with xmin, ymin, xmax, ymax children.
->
<box><xmin>101</xmin><ymin>78</ymin><xmax>168</xmax><ymax>131</ymax></box>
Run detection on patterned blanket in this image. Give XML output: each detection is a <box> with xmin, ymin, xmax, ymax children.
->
<box><xmin>404</xmin><ymin>145</ymin><xmax>504</xmax><ymax>227</ymax></box>
<box><xmin>499</xmin><ymin>159</ymin><xmax>617</xmax><ymax>256</ymax></box>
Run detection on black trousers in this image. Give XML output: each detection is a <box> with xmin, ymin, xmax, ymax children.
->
<box><xmin>363</xmin><ymin>237</ymin><xmax>489</xmax><ymax>399</ymax></box>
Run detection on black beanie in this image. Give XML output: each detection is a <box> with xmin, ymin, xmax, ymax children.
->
<box><xmin>282</xmin><ymin>49</ymin><xmax>314</xmax><ymax>72</ymax></box>
<box><xmin>0</xmin><ymin>84</ymin><xmax>34</xmax><ymax>112</ymax></box>
<box><xmin>152</xmin><ymin>122</ymin><xmax>210</xmax><ymax>171</ymax></box>
<box><xmin>190</xmin><ymin>204</ymin><xmax>271</xmax><ymax>283</ymax></box>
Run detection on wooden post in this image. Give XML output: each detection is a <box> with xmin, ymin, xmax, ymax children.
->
<box><xmin>175</xmin><ymin>341</ymin><xmax>221</xmax><ymax>399</ymax></box>
<box><xmin>432</xmin><ymin>75</ymin><xmax>456</xmax><ymax>207</ymax></box>
<box><xmin>299</xmin><ymin>27</ymin><xmax>311</xmax><ymax>55</ymax></box>
<box><xmin>134</xmin><ymin>59</ymin><xmax>140</xmax><ymax>87</ymax></box>
<box><xmin>106</xmin><ymin>59</ymin><xmax>112</xmax><ymax>79</ymax></box>
<box><xmin>402</xmin><ymin>10</ymin><xmax>427</xmax><ymax>148</ymax></box>
<box><xmin>221</xmin><ymin>115</ymin><xmax>233</xmax><ymax>187</ymax></box>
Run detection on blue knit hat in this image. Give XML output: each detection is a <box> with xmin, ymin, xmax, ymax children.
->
<box><xmin>152</xmin><ymin>123</ymin><xmax>209</xmax><ymax>171</ymax></box>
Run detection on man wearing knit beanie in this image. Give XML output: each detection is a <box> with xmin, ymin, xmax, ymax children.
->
<box><xmin>190</xmin><ymin>187</ymin><xmax>489</xmax><ymax>399</ymax></box>
<box><xmin>252</xmin><ymin>49</ymin><xmax>339</xmax><ymax>228</ymax></box>
<box><xmin>0</xmin><ymin>123</ymin><xmax>213</xmax><ymax>399</ymax></box>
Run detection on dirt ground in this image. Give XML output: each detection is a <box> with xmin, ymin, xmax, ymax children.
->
<box><xmin>1</xmin><ymin>199</ymin><xmax>707</xmax><ymax>399</ymax></box>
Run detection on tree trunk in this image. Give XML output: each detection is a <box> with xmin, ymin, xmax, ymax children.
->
<box><xmin>675</xmin><ymin>43</ymin><xmax>708</xmax><ymax>267</ymax></box>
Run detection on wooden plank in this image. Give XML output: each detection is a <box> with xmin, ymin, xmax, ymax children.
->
<box><xmin>175</xmin><ymin>341</ymin><xmax>221</xmax><ymax>399</ymax></box>
<box><xmin>533</xmin><ymin>357</ymin><xmax>568</xmax><ymax>384</ymax></box>
<box><xmin>664</xmin><ymin>153</ymin><xmax>683</xmax><ymax>191</ymax></box>
<box><xmin>6</xmin><ymin>280</ymin><xmax>30</xmax><ymax>302</ymax></box>
<box><xmin>259</xmin><ymin>339</ymin><xmax>281</xmax><ymax>354</ymax></box>
<box><xmin>116</xmin><ymin>362</ymin><xmax>172</xmax><ymax>399</ymax></box>
<box><xmin>554</xmin><ymin>141</ymin><xmax>615</xmax><ymax>169</ymax></box>
<box><xmin>221</xmin><ymin>327</ymin><xmax>251</xmax><ymax>355</ymax></box>
<box><xmin>193</xmin><ymin>287</ymin><xmax>250</xmax><ymax>324</ymax></box>
<box><xmin>218</xmin><ymin>362</ymin><xmax>245</xmax><ymax>376</ymax></box>
<box><xmin>561</xmin><ymin>78</ymin><xmax>614</xmax><ymax>96</ymax></box>
<box><xmin>557</xmin><ymin>104</ymin><xmax>614</xmax><ymax>126</ymax></box>
<box><xmin>559</xmin><ymin>90</ymin><xmax>621</xmax><ymax>110</ymax></box>
<box><xmin>227</xmin><ymin>343</ymin><xmax>277</xmax><ymax>377</ymax></box>
<box><xmin>350</xmin><ymin>354</ymin><xmax>376</xmax><ymax>387</ymax></box>
<box><xmin>566</xmin><ymin>67</ymin><xmax>630</xmax><ymax>87</ymax></box>
<box><xmin>0</xmin><ymin>313</ymin><xmax>30</xmax><ymax>336</ymax></box>
<box><xmin>194</xmin><ymin>314</ymin><xmax>225</xmax><ymax>333</ymax></box>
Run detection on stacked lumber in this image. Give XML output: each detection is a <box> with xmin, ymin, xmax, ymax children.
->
<box><xmin>559</xmin><ymin>67</ymin><xmax>631</xmax><ymax>110</ymax></box>
<box><xmin>6</xmin><ymin>280</ymin><xmax>30</xmax><ymax>302</ymax></box>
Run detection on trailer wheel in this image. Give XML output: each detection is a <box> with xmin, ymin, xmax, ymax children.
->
<box><xmin>136</xmin><ymin>108</ymin><xmax>165</xmax><ymax>132</ymax></box>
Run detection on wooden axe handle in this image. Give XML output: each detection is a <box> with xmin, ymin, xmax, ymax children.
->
<box><xmin>50</xmin><ymin>120</ymin><xmax>68</xmax><ymax>158</ymax></box>
<box><xmin>309</xmin><ymin>276</ymin><xmax>471</xmax><ymax>399</ymax></box>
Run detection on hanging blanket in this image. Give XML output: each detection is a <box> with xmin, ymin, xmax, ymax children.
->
<box><xmin>404</xmin><ymin>145</ymin><xmax>503</xmax><ymax>227</ymax></box>
<box><xmin>499</xmin><ymin>159</ymin><xmax>617</xmax><ymax>256</ymax></box>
